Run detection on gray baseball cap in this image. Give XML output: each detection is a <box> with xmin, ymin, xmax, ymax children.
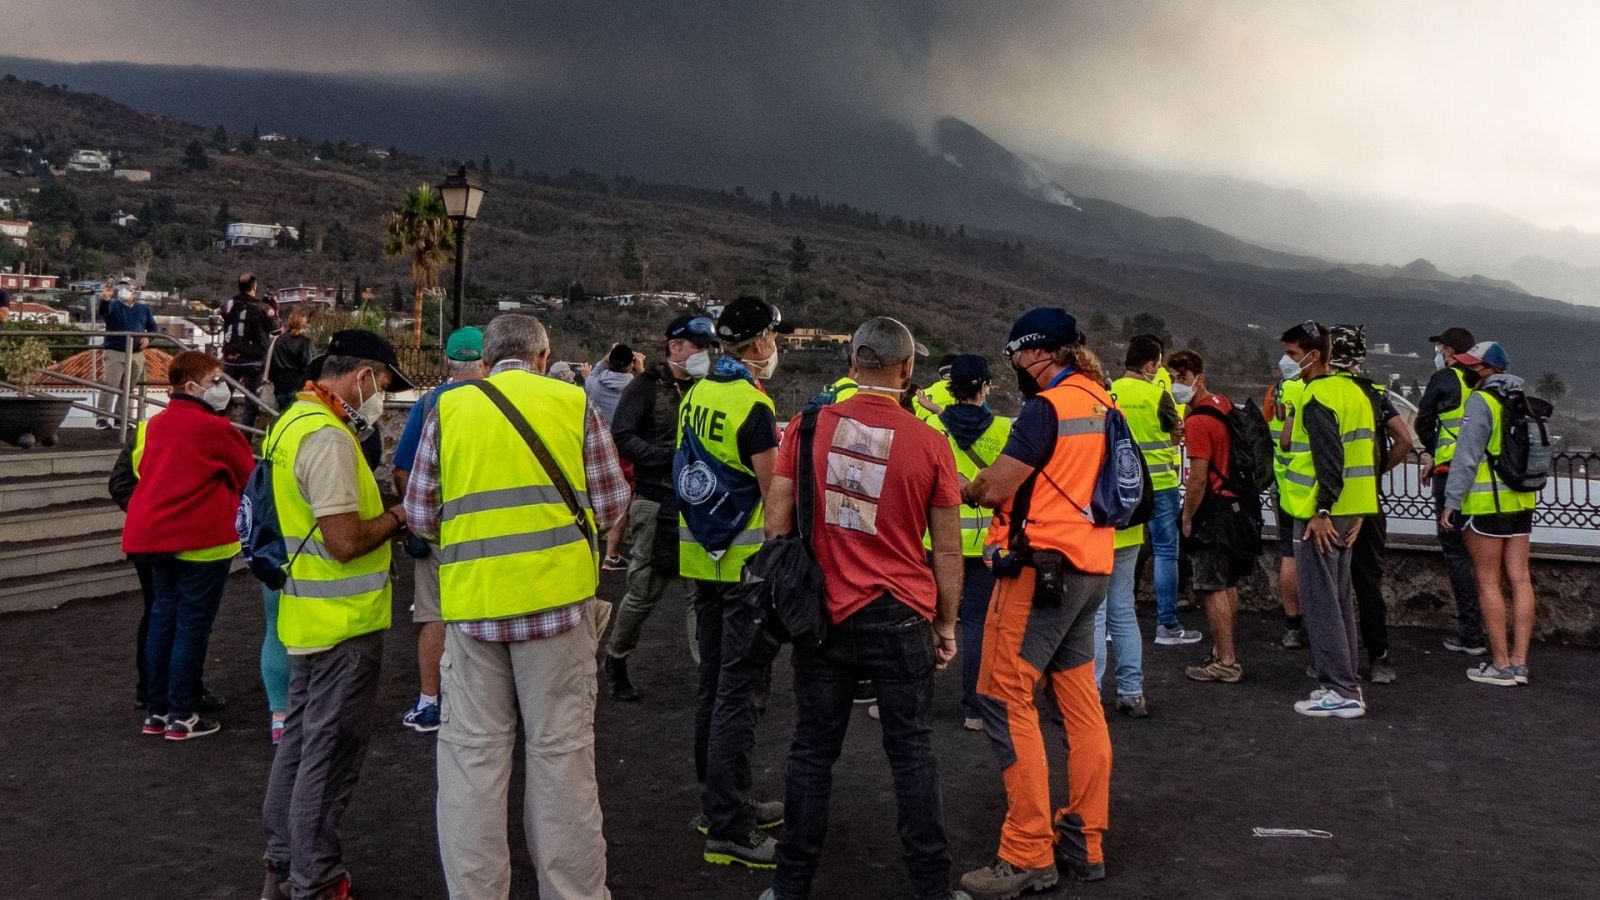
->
<box><xmin>851</xmin><ymin>317</ymin><xmax>927</xmax><ymax>368</ymax></box>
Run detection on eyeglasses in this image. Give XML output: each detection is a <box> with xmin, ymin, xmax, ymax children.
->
<box><xmin>1300</xmin><ymin>320</ymin><xmax>1321</xmax><ymax>339</ymax></box>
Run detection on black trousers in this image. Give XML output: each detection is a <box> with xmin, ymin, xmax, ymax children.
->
<box><xmin>693</xmin><ymin>579</ymin><xmax>777</xmax><ymax>841</ymax></box>
<box><xmin>1350</xmin><ymin>513</ymin><xmax>1388</xmax><ymax>662</ymax></box>
<box><xmin>1433</xmin><ymin>475</ymin><xmax>1485</xmax><ymax>644</ymax></box>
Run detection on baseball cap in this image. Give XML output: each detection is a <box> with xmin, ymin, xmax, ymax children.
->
<box><xmin>1004</xmin><ymin>308</ymin><xmax>1082</xmax><ymax>356</ymax></box>
<box><xmin>445</xmin><ymin>326</ymin><xmax>484</xmax><ymax>362</ymax></box>
<box><xmin>1429</xmin><ymin>327</ymin><xmax>1475</xmax><ymax>353</ymax></box>
<box><xmin>1454</xmin><ymin>341</ymin><xmax>1508</xmax><ymax>370</ymax></box>
<box><xmin>665</xmin><ymin>314</ymin><xmax>717</xmax><ymax>347</ymax></box>
<box><xmin>309</xmin><ymin>329</ymin><xmax>415</xmax><ymax>390</ymax></box>
<box><xmin>715</xmin><ymin>296</ymin><xmax>792</xmax><ymax>344</ymax></box>
<box><xmin>850</xmin><ymin>317</ymin><xmax>920</xmax><ymax>369</ymax></box>
<box><xmin>947</xmin><ymin>354</ymin><xmax>992</xmax><ymax>389</ymax></box>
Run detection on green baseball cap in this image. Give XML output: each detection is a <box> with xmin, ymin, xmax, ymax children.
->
<box><xmin>445</xmin><ymin>326</ymin><xmax>484</xmax><ymax>362</ymax></box>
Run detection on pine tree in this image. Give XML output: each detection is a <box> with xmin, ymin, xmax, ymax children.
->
<box><xmin>617</xmin><ymin>239</ymin><xmax>643</xmax><ymax>284</ymax></box>
<box><xmin>788</xmin><ymin>236</ymin><xmax>812</xmax><ymax>274</ymax></box>
<box><xmin>211</xmin><ymin>125</ymin><xmax>228</xmax><ymax>151</ymax></box>
<box><xmin>183</xmin><ymin>140</ymin><xmax>209</xmax><ymax>171</ymax></box>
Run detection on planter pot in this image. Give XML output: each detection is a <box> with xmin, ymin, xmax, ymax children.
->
<box><xmin>0</xmin><ymin>395</ymin><xmax>73</xmax><ymax>448</ymax></box>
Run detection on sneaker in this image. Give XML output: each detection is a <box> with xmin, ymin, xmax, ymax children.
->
<box><xmin>1467</xmin><ymin>662</ymin><xmax>1518</xmax><ymax>686</ymax></box>
<box><xmin>1185</xmin><ymin>655</ymin><xmax>1242</xmax><ymax>683</ymax></box>
<box><xmin>704</xmin><ymin>829</ymin><xmax>778</xmax><ymax>869</ymax></box>
<box><xmin>270</xmin><ymin>719</ymin><xmax>286</xmax><ymax>745</ymax></box>
<box><xmin>1367</xmin><ymin>655</ymin><xmax>1397</xmax><ymax>685</ymax></box>
<box><xmin>197</xmin><ymin>689</ymin><xmax>228</xmax><ymax>712</ymax></box>
<box><xmin>141</xmin><ymin>713</ymin><xmax>168</xmax><ymax>735</ymax></box>
<box><xmin>1293</xmin><ymin>688</ymin><xmax>1366</xmax><ymax>719</ymax></box>
<box><xmin>853</xmin><ymin>680</ymin><xmax>876</xmax><ymax>703</ymax></box>
<box><xmin>959</xmin><ymin>857</ymin><xmax>1059</xmax><ymax>899</ymax></box>
<box><xmin>1154</xmin><ymin>624</ymin><xmax>1203</xmax><ymax>646</ymax></box>
<box><xmin>1115</xmin><ymin>695</ymin><xmax>1149</xmax><ymax>718</ymax></box>
<box><xmin>164</xmin><ymin>714</ymin><xmax>222</xmax><ymax>741</ymax></box>
<box><xmin>1444</xmin><ymin>636</ymin><xmax>1489</xmax><ymax>657</ymax></box>
<box><xmin>603</xmin><ymin>655</ymin><xmax>640</xmax><ymax>702</ymax></box>
<box><xmin>401</xmin><ymin>699</ymin><xmax>440</xmax><ymax>732</ymax></box>
<box><xmin>95</xmin><ymin>418</ymin><xmax>112</xmax><ymax>430</ymax></box>
<box><xmin>962</xmin><ymin>716</ymin><xmax>984</xmax><ymax>732</ymax></box>
<box><xmin>1279</xmin><ymin>626</ymin><xmax>1308</xmax><ymax>649</ymax></box>
<box><xmin>1511</xmin><ymin>664</ymin><xmax>1530</xmax><ymax>686</ymax></box>
<box><xmin>693</xmin><ymin>799</ymin><xmax>784</xmax><ymax>834</ymax></box>
<box><xmin>260</xmin><ymin>862</ymin><xmax>290</xmax><ymax>900</ymax></box>
<box><xmin>601</xmin><ymin>554</ymin><xmax>628</xmax><ymax>571</ymax></box>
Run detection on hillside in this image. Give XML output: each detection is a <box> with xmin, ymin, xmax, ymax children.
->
<box><xmin>1</xmin><ymin>75</ymin><xmax>1595</xmax><ymax>431</ymax></box>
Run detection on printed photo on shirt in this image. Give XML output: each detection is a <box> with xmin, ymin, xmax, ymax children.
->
<box><xmin>826</xmin><ymin>451</ymin><xmax>887</xmax><ymax>498</ymax></box>
<box><xmin>831</xmin><ymin>417</ymin><xmax>895</xmax><ymax>461</ymax></box>
<box><xmin>825</xmin><ymin>489</ymin><xmax>879</xmax><ymax>535</ymax></box>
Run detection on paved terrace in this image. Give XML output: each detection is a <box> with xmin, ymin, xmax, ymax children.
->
<box><xmin>4</xmin><ymin>567</ymin><xmax>1598</xmax><ymax>899</ymax></box>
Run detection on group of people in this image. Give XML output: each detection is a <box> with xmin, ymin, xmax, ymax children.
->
<box><xmin>106</xmin><ymin>276</ymin><xmax>1545</xmax><ymax>899</ymax></box>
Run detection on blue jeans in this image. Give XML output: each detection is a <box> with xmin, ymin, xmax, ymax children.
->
<box><xmin>774</xmin><ymin>595</ymin><xmax>949</xmax><ymax>900</ymax></box>
<box><xmin>958</xmin><ymin>557</ymin><xmax>996</xmax><ymax>719</ymax></box>
<box><xmin>1094</xmin><ymin>544</ymin><xmax>1145</xmax><ymax>698</ymax></box>
<box><xmin>1150</xmin><ymin>488</ymin><xmax>1182</xmax><ymax>628</ymax></box>
<box><xmin>261</xmin><ymin>587</ymin><xmax>291</xmax><ymax>715</ymax></box>
<box><xmin>142</xmin><ymin>556</ymin><xmax>231</xmax><ymax>719</ymax></box>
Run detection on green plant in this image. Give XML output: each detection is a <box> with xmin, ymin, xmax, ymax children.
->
<box><xmin>0</xmin><ymin>337</ymin><xmax>54</xmax><ymax>395</ymax></box>
<box><xmin>383</xmin><ymin>184</ymin><xmax>453</xmax><ymax>348</ymax></box>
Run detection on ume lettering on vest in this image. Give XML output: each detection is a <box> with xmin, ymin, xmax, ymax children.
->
<box><xmin>685</xmin><ymin>404</ymin><xmax>729</xmax><ymax>442</ymax></box>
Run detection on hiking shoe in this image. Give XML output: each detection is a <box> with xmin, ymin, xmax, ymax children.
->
<box><xmin>1185</xmin><ymin>655</ymin><xmax>1242</xmax><ymax>683</ymax></box>
<box><xmin>260</xmin><ymin>862</ymin><xmax>290</xmax><ymax>900</ymax></box>
<box><xmin>1467</xmin><ymin>662</ymin><xmax>1517</xmax><ymax>686</ymax></box>
<box><xmin>693</xmin><ymin>800</ymin><xmax>785</xmax><ymax>834</ymax></box>
<box><xmin>1279</xmin><ymin>626</ymin><xmax>1308</xmax><ymax>649</ymax></box>
<box><xmin>1294</xmin><ymin>688</ymin><xmax>1366</xmax><ymax>719</ymax></box>
<box><xmin>962</xmin><ymin>716</ymin><xmax>984</xmax><ymax>732</ymax></box>
<box><xmin>197</xmin><ymin>689</ymin><xmax>227</xmax><ymax>712</ymax></box>
<box><xmin>1154</xmin><ymin>625</ymin><xmax>1203</xmax><ymax>646</ymax></box>
<box><xmin>401</xmin><ymin>699</ymin><xmax>440</xmax><ymax>732</ymax></box>
<box><xmin>141</xmin><ymin>713</ymin><xmax>168</xmax><ymax>735</ymax></box>
<box><xmin>959</xmin><ymin>857</ymin><xmax>1059</xmax><ymax>899</ymax></box>
<box><xmin>1060</xmin><ymin>856</ymin><xmax>1107</xmax><ymax>882</ymax></box>
<box><xmin>1115</xmin><ymin>695</ymin><xmax>1149</xmax><ymax>718</ymax></box>
<box><xmin>704</xmin><ymin>830</ymin><xmax>777</xmax><ymax>869</ymax></box>
<box><xmin>1511</xmin><ymin>664</ymin><xmax>1530</xmax><ymax>685</ymax></box>
<box><xmin>1367</xmin><ymin>655</ymin><xmax>1397</xmax><ymax>684</ymax></box>
<box><xmin>1444</xmin><ymin>636</ymin><xmax>1489</xmax><ymax>656</ymax></box>
<box><xmin>853</xmin><ymin>680</ymin><xmax>876</xmax><ymax>703</ymax></box>
<box><xmin>604</xmin><ymin>655</ymin><xmax>640</xmax><ymax>702</ymax></box>
<box><xmin>164</xmin><ymin>714</ymin><xmax>222</xmax><ymax>741</ymax></box>
<box><xmin>601</xmin><ymin>554</ymin><xmax>628</xmax><ymax>571</ymax></box>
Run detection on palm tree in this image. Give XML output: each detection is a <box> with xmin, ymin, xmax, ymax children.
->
<box><xmin>383</xmin><ymin>184</ymin><xmax>453</xmax><ymax>347</ymax></box>
<box><xmin>131</xmin><ymin>242</ymin><xmax>154</xmax><ymax>287</ymax></box>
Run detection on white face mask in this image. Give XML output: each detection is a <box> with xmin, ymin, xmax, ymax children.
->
<box><xmin>356</xmin><ymin>369</ymin><xmax>385</xmax><ymax>424</ymax></box>
<box><xmin>746</xmin><ymin>350</ymin><xmax>778</xmax><ymax>380</ymax></box>
<box><xmin>1434</xmin><ymin>349</ymin><xmax>1446</xmax><ymax>371</ymax></box>
<box><xmin>678</xmin><ymin>350</ymin><xmax>711</xmax><ymax>379</ymax></box>
<box><xmin>191</xmin><ymin>380</ymin><xmax>232</xmax><ymax>412</ymax></box>
<box><xmin>1170</xmin><ymin>381</ymin><xmax>1196</xmax><ymax>405</ymax></box>
<box><xmin>1278</xmin><ymin>353</ymin><xmax>1307</xmax><ymax>381</ymax></box>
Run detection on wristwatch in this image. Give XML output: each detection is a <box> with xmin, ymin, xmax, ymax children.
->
<box><xmin>1315</xmin><ymin>509</ymin><xmax>1331</xmax><ymax>519</ymax></box>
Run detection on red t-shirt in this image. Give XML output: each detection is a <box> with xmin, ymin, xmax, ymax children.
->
<box><xmin>776</xmin><ymin>393</ymin><xmax>961</xmax><ymax>623</ymax></box>
<box><xmin>1184</xmin><ymin>392</ymin><xmax>1235</xmax><ymax>496</ymax></box>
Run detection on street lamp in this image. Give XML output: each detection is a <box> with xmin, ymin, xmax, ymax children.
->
<box><xmin>437</xmin><ymin>165</ymin><xmax>487</xmax><ymax>334</ymax></box>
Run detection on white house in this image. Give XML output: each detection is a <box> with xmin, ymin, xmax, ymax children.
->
<box><xmin>9</xmin><ymin>302</ymin><xmax>69</xmax><ymax>325</ymax></box>
<box><xmin>66</xmin><ymin>149</ymin><xmax>112</xmax><ymax>173</ymax></box>
<box><xmin>112</xmin><ymin>210</ymin><xmax>138</xmax><ymax>228</ymax></box>
<box><xmin>259</xmin><ymin>132</ymin><xmax>288</xmax><ymax>142</ymax></box>
<box><xmin>222</xmin><ymin>222</ymin><xmax>299</xmax><ymax>249</ymax></box>
<box><xmin>0</xmin><ymin>219</ymin><xmax>29</xmax><ymax>247</ymax></box>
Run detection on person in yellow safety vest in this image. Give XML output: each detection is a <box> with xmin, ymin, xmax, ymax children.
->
<box><xmin>1264</xmin><ymin>369</ymin><xmax>1308</xmax><ymax>649</ymax></box>
<box><xmin>1111</xmin><ymin>334</ymin><xmax>1199</xmax><ymax>646</ymax></box>
<box><xmin>402</xmin><ymin>314</ymin><xmax>628</xmax><ymax>898</ymax></box>
<box><xmin>912</xmin><ymin>353</ymin><xmax>959</xmax><ymax>422</ymax></box>
<box><xmin>924</xmin><ymin>354</ymin><xmax>1012</xmax><ymax>732</ymax></box>
<box><xmin>1153</xmin><ymin>363</ymin><xmax>1186</xmax><ymax>418</ymax></box>
<box><xmin>1440</xmin><ymin>341</ymin><xmax>1539</xmax><ymax>688</ymax></box>
<box><xmin>260</xmin><ymin>330</ymin><xmax>412</xmax><ymax>900</ymax></box>
<box><xmin>679</xmin><ymin>295</ymin><xmax>788</xmax><ymax>868</ymax></box>
<box><xmin>1418</xmin><ymin>326</ymin><xmax>1487</xmax><ymax>655</ymax></box>
<box><xmin>1278</xmin><ymin>320</ymin><xmax>1377</xmax><ymax>720</ymax></box>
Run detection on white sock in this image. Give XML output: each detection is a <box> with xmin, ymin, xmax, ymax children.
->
<box><xmin>419</xmin><ymin>693</ymin><xmax>439</xmax><ymax>707</ymax></box>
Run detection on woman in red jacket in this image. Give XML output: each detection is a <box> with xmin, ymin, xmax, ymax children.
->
<box><xmin>124</xmin><ymin>351</ymin><xmax>256</xmax><ymax>741</ymax></box>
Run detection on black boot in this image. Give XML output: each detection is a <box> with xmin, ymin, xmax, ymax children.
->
<box><xmin>604</xmin><ymin>655</ymin><xmax>640</xmax><ymax>702</ymax></box>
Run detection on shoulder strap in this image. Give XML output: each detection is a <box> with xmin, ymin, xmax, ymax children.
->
<box><xmin>472</xmin><ymin>379</ymin><xmax>594</xmax><ymax>544</ymax></box>
<box><xmin>796</xmin><ymin>407</ymin><xmax>821</xmax><ymax>542</ymax></box>
<box><xmin>959</xmin><ymin>443</ymin><xmax>989</xmax><ymax>472</ymax></box>
<box><xmin>262</xmin><ymin>333</ymin><xmax>281</xmax><ymax>381</ymax></box>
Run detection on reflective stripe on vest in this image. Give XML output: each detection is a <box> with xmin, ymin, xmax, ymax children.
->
<box><xmin>677</xmin><ymin>375</ymin><xmax>774</xmax><ymax>582</ymax></box>
<box><xmin>1280</xmin><ymin>375</ymin><xmax>1380</xmax><ymax>519</ymax></box>
<box><xmin>1110</xmin><ymin>376</ymin><xmax>1179</xmax><ymax>491</ymax></box>
<box><xmin>1461</xmin><ymin>390</ymin><xmax>1538</xmax><ymax>515</ymax></box>
<box><xmin>927</xmin><ymin>413</ymin><xmax>1012</xmax><ymax>557</ymax></box>
<box><xmin>1434</xmin><ymin>367</ymin><xmax>1471</xmax><ymax>466</ymax></box>
<box><xmin>268</xmin><ymin>401</ymin><xmax>392</xmax><ymax>649</ymax></box>
<box><xmin>1019</xmin><ymin>374</ymin><xmax>1116</xmax><ymax>575</ymax></box>
<box><xmin>1270</xmin><ymin>378</ymin><xmax>1306</xmax><ymax>487</ymax></box>
<box><xmin>437</xmin><ymin>369</ymin><xmax>597</xmax><ymax>620</ymax></box>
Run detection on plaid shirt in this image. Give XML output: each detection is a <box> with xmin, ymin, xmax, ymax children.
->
<box><xmin>403</xmin><ymin>360</ymin><xmax>631</xmax><ymax>642</ymax></box>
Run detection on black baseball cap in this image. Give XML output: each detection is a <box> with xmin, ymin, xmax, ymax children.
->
<box><xmin>308</xmin><ymin>329</ymin><xmax>415</xmax><ymax>390</ymax></box>
<box><xmin>948</xmin><ymin>354</ymin><xmax>992</xmax><ymax>388</ymax></box>
<box><xmin>665</xmin><ymin>314</ymin><xmax>717</xmax><ymax>347</ymax></box>
<box><xmin>716</xmin><ymin>296</ymin><xmax>793</xmax><ymax>345</ymax></box>
<box><xmin>1004</xmin><ymin>308</ymin><xmax>1082</xmax><ymax>356</ymax></box>
<box><xmin>1428</xmin><ymin>327</ymin><xmax>1475</xmax><ymax>353</ymax></box>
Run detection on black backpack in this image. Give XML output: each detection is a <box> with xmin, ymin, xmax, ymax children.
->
<box><xmin>1187</xmin><ymin>398</ymin><xmax>1275</xmax><ymax>499</ymax></box>
<box><xmin>1485</xmin><ymin>385</ymin><xmax>1553</xmax><ymax>492</ymax></box>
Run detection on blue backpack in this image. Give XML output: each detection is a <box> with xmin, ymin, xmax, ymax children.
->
<box><xmin>236</xmin><ymin>408</ymin><xmax>321</xmax><ymax>590</ymax></box>
<box><xmin>1093</xmin><ymin>406</ymin><xmax>1152</xmax><ymax>529</ymax></box>
<box><xmin>674</xmin><ymin>424</ymin><xmax>762</xmax><ymax>557</ymax></box>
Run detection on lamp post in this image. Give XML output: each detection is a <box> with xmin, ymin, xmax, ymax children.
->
<box><xmin>437</xmin><ymin>165</ymin><xmax>487</xmax><ymax>335</ymax></box>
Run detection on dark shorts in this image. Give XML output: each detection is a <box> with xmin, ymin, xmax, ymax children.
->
<box><xmin>1276</xmin><ymin>505</ymin><xmax>1295</xmax><ymax>559</ymax></box>
<box><xmin>1191</xmin><ymin>542</ymin><xmax>1253</xmax><ymax>592</ymax></box>
<box><xmin>1469</xmin><ymin>510</ymin><xmax>1533</xmax><ymax>538</ymax></box>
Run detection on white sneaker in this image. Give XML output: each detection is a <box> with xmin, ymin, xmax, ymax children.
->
<box><xmin>1294</xmin><ymin>688</ymin><xmax>1366</xmax><ymax>718</ymax></box>
<box><xmin>1154</xmin><ymin>625</ymin><xmax>1203</xmax><ymax>646</ymax></box>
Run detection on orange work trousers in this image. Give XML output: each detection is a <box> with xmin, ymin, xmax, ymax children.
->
<box><xmin>975</xmin><ymin>565</ymin><xmax>1112</xmax><ymax>871</ymax></box>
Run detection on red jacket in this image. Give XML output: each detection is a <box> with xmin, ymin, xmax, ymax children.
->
<box><xmin>122</xmin><ymin>394</ymin><xmax>256</xmax><ymax>555</ymax></box>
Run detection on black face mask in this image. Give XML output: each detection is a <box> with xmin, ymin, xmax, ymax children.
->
<box><xmin>1462</xmin><ymin>367</ymin><xmax>1482</xmax><ymax>389</ymax></box>
<box><xmin>1015</xmin><ymin>363</ymin><xmax>1042</xmax><ymax>399</ymax></box>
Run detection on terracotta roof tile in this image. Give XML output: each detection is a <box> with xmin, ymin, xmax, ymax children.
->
<box><xmin>37</xmin><ymin>348</ymin><xmax>174</xmax><ymax>387</ymax></box>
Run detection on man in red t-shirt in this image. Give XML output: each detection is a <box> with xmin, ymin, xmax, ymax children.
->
<box><xmin>763</xmin><ymin>317</ymin><xmax>964</xmax><ymax>900</ymax></box>
<box><xmin>1171</xmin><ymin>350</ymin><xmax>1255</xmax><ymax>684</ymax></box>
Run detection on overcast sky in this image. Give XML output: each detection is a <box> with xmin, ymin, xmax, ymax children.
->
<box><xmin>6</xmin><ymin>0</ymin><xmax>1597</xmax><ymax>231</ymax></box>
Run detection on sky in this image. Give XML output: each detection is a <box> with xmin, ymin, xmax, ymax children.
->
<box><xmin>5</xmin><ymin>0</ymin><xmax>1598</xmax><ymax>231</ymax></box>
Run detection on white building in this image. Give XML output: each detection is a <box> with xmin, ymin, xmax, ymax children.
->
<box><xmin>66</xmin><ymin>149</ymin><xmax>112</xmax><ymax>173</ymax></box>
<box><xmin>0</xmin><ymin>219</ymin><xmax>29</xmax><ymax>247</ymax></box>
<box><xmin>259</xmin><ymin>132</ymin><xmax>288</xmax><ymax>142</ymax></box>
<box><xmin>113</xmin><ymin>169</ymin><xmax>151</xmax><ymax>182</ymax></box>
<box><xmin>112</xmin><ymin>210</ymin><xmax>138</xmax><ymax>228</ymax></box>
<box><xmin>222</xmin><ymin>222</ymin><xmax>299</xmax><ymax>249</ymax></box>
<box><xmin>9</xmin><ymin>302</ymin><xmax>69</xmax><ymax>325</ymax></box>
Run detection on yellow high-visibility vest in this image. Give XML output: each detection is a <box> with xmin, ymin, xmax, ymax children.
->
<box><xmin>1434</xmin><ymin>367</ymin><xmax>1472</xmax><ymax>467</ymax></box>
<box><xmin>1461</xmin><ymin>390</ymin><xmax>1538</xmax><ymax>515</ymax></box>
<box><xmin>677</xmin><ymin>375</ymin><xmax>774</xmax><ymax>582</ymax></box>
<box><xmin>926</xmin><ymin>412</ymin><xmax>1012</xmax><ymax>557</ymax></box>
<box><xmin>1111</xmin><ymin>375</ymin><xmax>1180</xmax><ymax>491</ymax></box>
<box><xmin>1281</xmin><ymin>374</ymin><xmax>1379</xmax><ymax>519</ymax></box>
